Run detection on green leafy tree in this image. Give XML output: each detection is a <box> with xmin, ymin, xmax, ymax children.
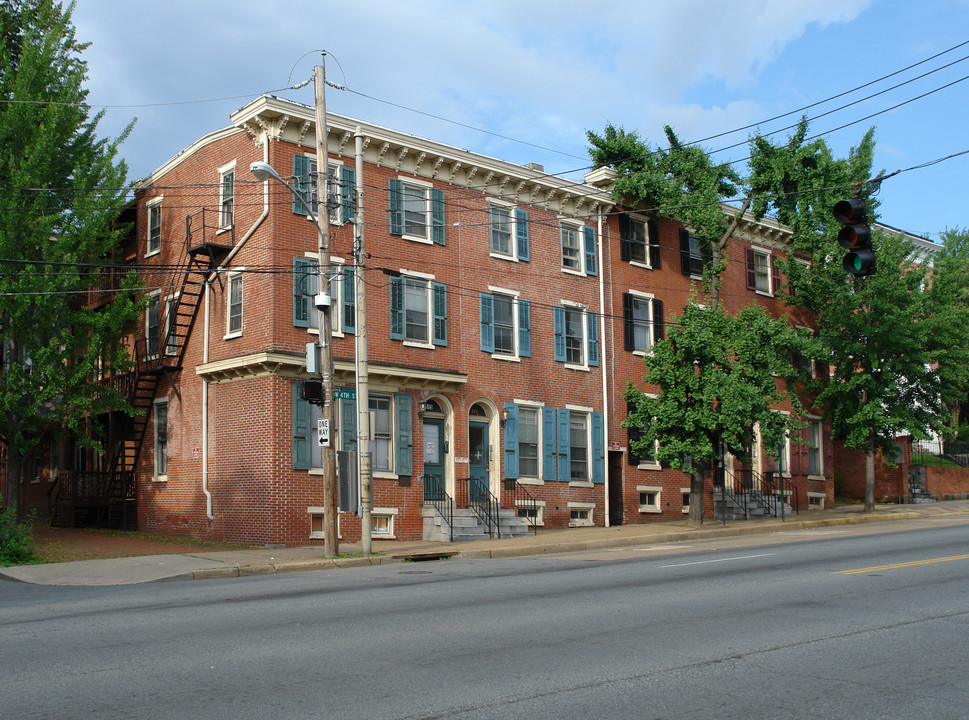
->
<box><xmin>624</xmin><ymin>304</ymin><xmax>804</xmax><ymax>525</ymax></box>
<box><xmin>0</xmin><ymin>0</ymin><xmax>140</xmax><ymax>513</ymax></box>
<box><xmin>750</xmin><ymin>119</ymin><xmax>969</xmax><ymax>510</ymax></box>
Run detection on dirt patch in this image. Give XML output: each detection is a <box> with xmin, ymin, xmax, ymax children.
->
<box><xmin>27</xmin><ymin>524</ymin><xmax>250</xmax><ymax>564</ymax></box>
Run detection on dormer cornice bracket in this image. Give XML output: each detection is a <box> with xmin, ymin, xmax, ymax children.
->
<box><xmin>395</xmin><ymin>147</ymin><xmax>408</xmax><ymax>172</ymax></box>
<box><xmin>431</xmin><ymin>156</ymin><xmax>445</xmax><ymax>179</ymax></box>
<box><xmin>376</xmin><ymin>142</ymin><xmax>391</xmax><ymax>168</ymax></box>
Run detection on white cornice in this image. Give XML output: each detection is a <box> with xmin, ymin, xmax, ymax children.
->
<box><xmin>134</xmin><ymin>127</ymin><xmax>245</xmax><ymax>187</ymax></box>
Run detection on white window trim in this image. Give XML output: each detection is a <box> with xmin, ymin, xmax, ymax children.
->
<box><xmin>561</xmin><ymin>300</ymin><xmax>590</xmax><ymax>372</ymax></box>
<box><xmin>225</xmin><ymin>271</ymin><xmax>243</xmax><ymax>339</ymax></box>
<box><xmin>400</xmin><ymin>269</ymin><xmax>436</xmax><ymax>349</ymax></box>
<box><xmin>513</xmin><ymin>399</ymin><xmax>544</xmax><ymax>484</ymax></box>
<box><xmin>371</xmin><ymin>507</ymin><xmax>398</xmax><ymax>539</ymax></box>
<box><xmin>567</xmin><ymin>501</ymin><xmax>595</xmax><ymax>527</ymax></box>
<box><xmin>488</xmin><ymin>199</ymin><xmax>519</xmax><ymax>261</ymax></box>
<box><xmin>806</xmin><ymin>414</ymin><xmax>823</xmax><ymax>479</ymax></box>
<box><xmin>146</xmin><ymin>196</ymin><xmax>163</xmax><ymax>257</ymax></box>
<box><xmin>751</xmin><ymin>244</ymin><xmax>773</xmax><ymax>297</ymax></box>
<box><xmin>515</xmin><ymin>499</ymin><xmax>545</xmax><ymax>526</ymax></box>
<box><xmin>637</xmin><ymin>485</ymin><xmax>662</xmax><ymax>514</ymax></box>
<box><xmin>566</xmin><ymin>405</ymin><xmax>594</xmax><ymax>486</ymax></box>
<box><xmin>767</xmin><ymin>411</ymin><xmax>792</xmax><ymax>478</ymax></box>
<box><xmin>153</xmin><ymin>396</ymin><xmax>168</xmax><ymax>482</ymax></box>
<box><xmin>628</xmin><ymin>213</ymin><xmax>654</xmax><ymax>270</ymax></box>
<box><xmin>559</xmin><ymin>219</ymin><xmax>587</xmax><ymax>276</ymax></box>
<box><xmin>488</xmin><ymin>285</ymin><xmax>522</xmax><ymax>362</ymax></box>
<box><xmin>307</xmin><ymin>507</ymin><xmax>342</xmax><ymax>539</ymax></box>
<box><xmin>302</xmin><ymin>253</ymin><xmax>349</xmax><ymax>338</ymax></box>
<box><xmin>146</xmin><ymin>290</ymin><xmax>162</xmax><ymax>360</ymax></box>
<box><xmin>627</xmin><ymin>289</ymin><xmax>656</xmax><ymax>357</ymax></box>
<box><xmin>218</xmin><ymin>161</ymin><xmax>236</xmax><ymax>232</ymax></box>
<box><xmin>163</xmin><ymin>291</ymin><xmax>180</xmax><ymax>355</ymax></box>
<box><xmin>326</xmin><ymin>160</ymin><xmax>347</xmax><ymax>226</ymax></box>
<box><xmin>399</xmin><ymin>177</ymin><xmax>434</xmax><ymax>245</ymax></box>
<box><xmin>681</xmin><ymin>487</ymin><xmax>691</xmax><ymax>514</ymax></box>
<box><xmin>806</xmin><ymin>492</ymin><xmax>825</xmax><ymax>510</ymax></box>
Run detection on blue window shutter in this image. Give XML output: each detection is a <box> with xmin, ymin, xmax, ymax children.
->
<box><xmin>542</xmin><ymin>406</ymin><xmax>557</xmax><ymax>481</ymax></box>
<box><xmin>431</xmin><ymin>188</ymin><xmax>446</xmax><ymax>245</ymax></box>
<box><xmin>293</xmin><ymin>257</ymin><xmax>312</xmax><ymax>328</ymax></box>
<box><xmin>342</xmin><ymin>266</ymin><xmax>355</xmax><ymax>334</ymax></box>
<box><xmin>394</xmin><ymin>393</ymin><xmax>413</xmax><ymax>475</ymax></box>
<box><xmin>553</xmin><ymin>306</ymin><xmax>566</xmax><ymax>362</ymax></box>
<box><xmin>388</xmin><ymin>178</ymin><xmax>403</xmax><ymax>235</ymax></box>
<box><xmin>556</xmin><ymin>408</ymin><xmax>570</xmax><ymax>482</ymax></box>
<box><xmin>479</xmin><ymin>293</ymin><xmax>494</xmax><ymax>352</ymax></box>
<box><xmin>341</xmin><ymin>393</ymin><xmax>357</xmax><ymax>452</ymax></box>
<box><xmin>515</xmin><ymin>208</ymin><xmax>530</xmax><ymax>261</ymax></box>
<box><xmin>432</xmin><ymin>282</ymin><xmax>447</xmax><ymax>346</ymax></box>
<box><xmin>340</xmin><ymin>166</ymin><xmax>356</xmax><ymax>224</ymax></box>
<box><xmin>592</xmin><ymin>412</ymin><xmax>605</xmax><ymax>484</ymax></box>
<box><xmin>389</xmin><ymin>276</ymin><xmax>404</xmax><ymax>340</ymax></box>
<box><xmin>292</xmin><ymin>383</ymin><xmax>311</xmax><ymax>470</ymax></box>
<box><xmin>518</xmin><ymin>300</ymin><xmax>531</xmax><ymax>358</ymax></box>
<box><xmin>587</xmin><ymin>311</ymin><xmax>599</xmax><ymax>367</ymax></box>
<box><xmin>503</xmin><ymin>402</ymin><xmax>519</xmax><ymax>479</ymax></box>
<box><xmin>583</xmin><ymin>226</ymin><xmax>597</xmax><ymax>276</ymax></box>
<box><xmin>292</xmin><ymin>155</ymin><xmax>310</xmax><ymax>215</ymax></box>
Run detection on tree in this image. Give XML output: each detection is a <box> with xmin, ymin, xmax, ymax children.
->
<box><xmin>624</xmin><ymin>303</ymin><xmax>804</xmax><ymax>525</ymax></box>
<box><xmin>0</xmin><ymin>0</ymin><xmax>139</xmax><ymax>513</ymax></box>
<box><xmin>749</xmin><ymin>119</ymin><xmax>969</xmax><ymax>510</ymax></box>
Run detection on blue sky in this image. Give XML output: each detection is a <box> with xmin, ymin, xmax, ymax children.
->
<box><xmin>72</xmin><ymin>0</ymin><xmax>969</xmax><ymax>241</ymax></box>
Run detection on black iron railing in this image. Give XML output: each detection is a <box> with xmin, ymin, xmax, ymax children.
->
<box><xmin>422</xmin><ymin>473</ymin><xmax>453</xmax><ymax>541</ymax></box>
<box><xmin>500</xmin><ymin>478</ymin><xmax>539</xmax><ymax>534</ymax></box>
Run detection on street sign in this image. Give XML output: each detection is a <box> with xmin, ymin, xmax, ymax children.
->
<box><xmin>333</xmin><ymin>388</ymin><xmax>356</xmax><ymax>401</ymax></box>
<box><xmin>317</xmin><ymin>418</ymin><xmax>330</xmax><ymax>447</ymax></box>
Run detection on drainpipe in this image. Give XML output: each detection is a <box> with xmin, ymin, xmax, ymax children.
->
<box><xmin>598</xmin><ymin>206</ymin><xmax>611</xmax><ymax>526</ymax></box>
<box><xmin>200</xmin><ymin>136</ymin><xmax>271</xmax><ymax>521</ymax></box>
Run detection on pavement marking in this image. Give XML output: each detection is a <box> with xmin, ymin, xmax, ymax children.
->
<box><xmin>660</xmin><ymin>553</ymin><xmax>775</xmax><ymax>568</ymax></box>
<box><xmin>833</xmin><ymin>552</ymin><xmax>969</xmax><ymax>575</ymax></box>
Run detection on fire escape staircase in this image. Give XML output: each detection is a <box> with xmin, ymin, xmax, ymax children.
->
<box><xmin>55</xmin><ymin>209</ymin><xmax>233</xmax><ymax>529</ymax></box>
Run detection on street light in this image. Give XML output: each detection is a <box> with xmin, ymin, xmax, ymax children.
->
<box><xmin>250</xmin><ymin>154</ymin><xmax>339</xmax><ymax>558</ymax></box>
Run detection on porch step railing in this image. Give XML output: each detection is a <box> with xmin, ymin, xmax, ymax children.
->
<box><xmin>714</xmin><ymin>468</ymin><xmax>797</xmax><ymax>519</ymax></box>
<box><xmin>422</xmin><ymin>473</ymin><xmax>453</xmax><ymax>541</ymax></box>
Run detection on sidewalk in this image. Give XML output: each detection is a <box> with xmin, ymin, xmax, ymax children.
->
<box><xmin>4</xmin><ymin>501</ymin><xmax>968</xmax><ymax>586</ymax></box>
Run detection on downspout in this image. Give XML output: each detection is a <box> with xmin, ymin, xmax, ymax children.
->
<box><xmin>598</xmin><ymin>206</ymin><xmax>611</xmax><ymax>526</ymax></box>
<box><xmin>200</xmin><ymin>137</ymin><xmax>271</xmax><ymax>521</ymax></box>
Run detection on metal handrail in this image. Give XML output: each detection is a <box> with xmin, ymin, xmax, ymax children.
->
<box><xmin>462</xmin><ymin>477</ymin><xmax>500</xmax><ymax>538</ymax></box>
<box><xmin>500</xmin><ymin>478</ymin><xmax>539</xmax><ymax>534</ymax></box>
<box><xmin>422</xmin><ymin>474</ymin><xmax>453</xmax><ymax>541</ymax></box>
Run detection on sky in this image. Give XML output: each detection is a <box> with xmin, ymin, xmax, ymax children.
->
<box><xmin>70</xmin><ymin>0</ymin><xmax>969</xmax><ymax>242</ymax></box>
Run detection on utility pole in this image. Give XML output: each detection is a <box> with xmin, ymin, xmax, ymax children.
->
<box><xmin>354</xmin><ymin>127</ymin><xmax>373</xmax><ymax>554</ymax></box>
<box><xmin>314</xmin><ymin>56</ymin><xmax>338</xmax><ymax>559</ymax></box>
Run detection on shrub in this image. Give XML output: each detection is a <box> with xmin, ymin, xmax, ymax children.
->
<box><xmin>0</xmin><ymin>498</ymin><xmax>35</xmax><ymax>565</ymax></box>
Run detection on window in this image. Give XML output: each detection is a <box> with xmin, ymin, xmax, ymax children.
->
<box><xmin>679</xmin><ymin>229</ymin><xmax>704</xmax><ymax>276</ymax></box>
<box><xmin>553</xmin><ymin>305</ymin><xmax>598</xmax><ymax>367</ymax></box>
<box><xmin>388</xmin><ymin>178</ymin><xmax>445</xmax><ymax>244</ymax></box>
<box><xmin>219</xmin><ymin>167</ymin><xmax>234</xmax><ymax>229</ymax></box>
<box><xmin>292</xmin><ymin>155</ymin><xmax>356</xmax><ymax>223</ymax></box>
<box><xmin>164</xmin><ymin>293</ymin><xmax>179</xmax><ymax>355</ymax></box>
<box><xmin>371</xmin><ymin>509</ymin><xmax>397</xmax><ymax>537</ymax></box>
<box><xmin>619</xmin><ymin>214</ymin><xmax>661</xmax><ymax>267</ymax></box>
<box><xmin>292</xmin><ymin>257</ymin><xmax>355</xmax><ymax>335</ymax></box>
<box><xmin>147</xmin><ymin>199</ymin><xmax>162</xmax><ymax>255</ymax></box>
<box><xmin>488</xmin><ymin>204</ymin><xmax>529</xmax><ymax>260</ymax></box>
<box><xmin>516</xmin><ymin>501</ymin><xmax>545</xmax><ymax>526</ymax></box>
<box><xmin>746</xmin><ymin>247</ymin><xmax>779</xmax><ymax>295</ymax></box>
<box><xmin>568</xmin><ymin>503</ymin><xmax>595</xmax><ymax>527</ymax></box>
<box><xmin>503</xmin><ymin>404</ymin><xmax>603</xmax><ymax>484</ymax></box>
<box><xmin>622</xmin><ymin>293</ymin><xmax>664</xmax><ymax>354</ymax></box>
<box><xmin>227</xmin><ymin>272</ymin><xmax>243</xmax><ymax>336</ymax></box>
<box><xmin>626</xmin><ymin>400</ymin><xmax>659</xmax><ymax>468</ymax></box>
<box><xmin>479</xmin><ymin>292</ymin><xmax>531</xmax><ymax>359</ymax></box>
<box><xmin>154</xmin><ymin>399</ymin><xmax>168</xmax><ymax>478</ymax></box>
<box><xmin>681</xmin><ymin>488</ymin><xmax>691</xmax><ymax>514</ymax></box>
<box><xmin>560</xmin><ymin>222</ymin><xmax>597</xmax><ymax>275</ymax></box>
<box><xmin>638</xmin><ymin>487</ymin><xmax>662</xmax><ymax>513</ymax></box>
<box><xmin>146</xmin><ymin>293</ymin><xmax>161</xmax><ymax>358</ymax></box>
<box><xmin>389</xmin><ymin>275</ymin><xmax>447</xmax><ymax>346</ymax></box>
<box><xmin>807</xmin><ymin>419</ymin><xmax>822</xmax><ymax>476</ymax></box>
<box><xmin>371</xmin><ymin>395</ymin><xmax>393</xmax><ymax>472</ymax></box>
<box><xmin>807</xmin><ymin>492</ymin><xmax>825</xmax><ymax>509</ymax></box>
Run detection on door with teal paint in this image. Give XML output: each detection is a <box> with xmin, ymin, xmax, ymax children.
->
<box><xmin>423</xmin><ymin>417</ymin><xmax>445</xmax><ymax>501</ymax></box>
<box><xmin>468</xmin><ymin>420</ymin><xmax>490</xmax><ymax>502</ymax></box>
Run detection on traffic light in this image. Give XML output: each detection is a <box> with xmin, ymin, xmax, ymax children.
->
<box><xmin>301</xmin><ymin>379</ymin><xmax>325</xmax><ymax>406</ymax></box>
<box><xmin>833</xmin><ymin>197</ymin><xmax>875</xmax><ymax>276</ymax></box>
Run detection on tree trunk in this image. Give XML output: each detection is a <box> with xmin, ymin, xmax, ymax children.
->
<box><xmin>4</xmin><ymin>448</ymin><xmax>25</xmax><ymax>520</ymax></box>
<box><xmin>688</xmin><ymin>469</ymin><xmax>705</xmax><ymax>527</ymax></box>
<box><xmin>864</xmin><ymin>430</ymin><xmax>876</xmax><ymax>512</ymax></box>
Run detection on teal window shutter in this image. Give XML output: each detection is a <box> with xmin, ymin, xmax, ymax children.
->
<box><xmin>389</xmin><ymin>276</ymin><xmax>404</xmax><ymax>340</ymax></box>
<box><xmin>556</xmin><ymin>408</ymin><xmax>570</xmax><ymax>482</ymax></box>
<box><xmin>583</xmin><ymin>226</ymin><xmax>597</xmax><ymax>275</ymax></box>
<box><xmin>340</xmin><ymin>166</ymin><xmax>356</xmax><ymax>223</ymax></box>
<box><xmin>342</xmin><ymin>266</ymin><xmax>355</xmax><ymax>334</ymax></box>
<box><xmin>591</xmin><ymin>412</ymin><xmax>605</xmax><ymax>484</ymax></box>
<box><xmin>553</xmin><ymin>306</ymin><xmax>566</xmax><ymax>362</ymax></box>
<box><xmin>431</xmin><ymin>188</ymin><xmax>446</xmax><ymax>245</ymax></box>
<box><xmin>479</xmin><ymin>293</ymin><xmax>494</xmax><ymax>352</ymax></box>
<box><xmin>518</xmin><ymin>299</ymin><xmax>531</xmax><ymax>358</ymax></box>
<box><xmin>292</xmin><ymin>154</ymin><xmax>310</xmax><ymax>215</ymax></box>
<box><xmin>515</xmin><ymin>208</ymin><xmax>529</xmax><ymax>261</ymax></box>
<box><xmin>341</xmin><ymin>394</ymin><xmax>357</xmax><ymax>452</ymax></box>
<box><xmin>292</xmin><ymin>383</ymin><xmax>311</xmax><ymax>470</ymax></box>
<box><xmin>394</xmin><ymin>392</ymin><xmax>413</xmax><ymax>475</ymax></box>
<box><xmin>503</xmin><ymin>402</ymin><xmax>519</xmax><ymax>479</ymax></box>
<box><xmin>293</xmin><ymin>257</ymin><xmax>313</xmax><ymax>327</ymax></box>
<box><xmin>542</xmin><ymin>406</ymin><xmax>557</xmax><ymax>481</ymax></box>
<box><xmin>432</xmin><ymin>282</ymin><xmax>447</xmax><ymax>346</ymax></box>
<box><xmin>587</xmin><ymin>311</ymin><xmax>599</xmax><ymax>367</ymax></box>
<box><xmin>388</xmin><ymin>178</ymin><xmax>403</xmax><ymax>235</ymax></box>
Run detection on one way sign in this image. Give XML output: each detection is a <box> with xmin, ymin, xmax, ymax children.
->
<box><xmin>317</xmin><ymin>418</ymin><xmax>330</xmax><ymax>447</ymax></box>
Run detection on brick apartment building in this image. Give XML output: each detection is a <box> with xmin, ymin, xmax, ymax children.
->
<box><xmin>8</xmin><ymin>95</ymin><xmax>835</xmax><ymax>545</ymax></box>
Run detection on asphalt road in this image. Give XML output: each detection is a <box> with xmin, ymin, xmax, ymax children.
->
<box><xmin>3</xmin><ymin>520</ymin><xmax>969</xmax><ymax>719</ymax></box>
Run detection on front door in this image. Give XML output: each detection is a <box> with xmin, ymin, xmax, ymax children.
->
<box><xmin>468</xmin><ymin>420</ymin><xmax>490</xmax><ymax>501</ymax></box>
<box><xmin>423</xmin><ymin>417</ymin><xmax>445</xmax><ymax>501</ymax></box>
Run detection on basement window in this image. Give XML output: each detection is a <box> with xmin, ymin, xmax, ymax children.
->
<box><xmin>568</xmin><ymin>502</ymin><xmax>595</xmax><ymax>527</ymax></box>
<box><xmin>638</xmin><ymin>486</ymin><xmax>662</xmax><ymax>514</ymax></box>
